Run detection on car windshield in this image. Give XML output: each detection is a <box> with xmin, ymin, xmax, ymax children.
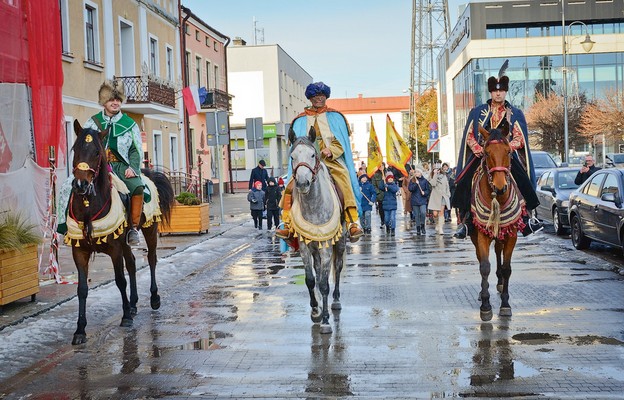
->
<box><xmin>610</xmin><ymin>154</ymin><xmax>624</xmax><ymax>163</ymax></box>
<box><xmin>533</xmin><ymin>153</ymin><xmax>557</xmax><ymax>168</ymax></box>
<box><xmin>557</xmin><ymin>171</ymin><xmax>579</xmax><ymax>189</ymax></box>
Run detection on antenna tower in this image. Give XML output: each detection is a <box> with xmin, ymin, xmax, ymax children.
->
<box><xmin>253</xmin><ymin>17</ymin><xmax>264</xmax><ymax>45</ymax></box>
<box><xmin>411</xmin><ymin>0</ymin><xmax>450</xmax><ymax>95</ymax></box>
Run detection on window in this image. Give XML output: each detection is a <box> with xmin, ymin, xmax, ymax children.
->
<box><xmin>166</xmin><ymin>46</ymin><xmax>173</xmax><ymax>81</ymax></box>
<box><xmin>538</xmin><ymin>172</ymin><xmax>550</xmax><ymax>187</ymax></box>
<box><xmin>585</xmin><ymin>174</ymin><xmax>605</xmax><ymax>197</ymax></box>
<box><xmin>153</xmin><ymin>132</ymin><xmax>163</xmax><ymax>169</ymax></box>
<box><xmin>60</xmin><ymin>0</ymin><xmax>70</xmax><ymax>53</ymax></box>
<box><xmin>185</xmin><ymin>51</ymin><xmax>190</xmax><ymax>83</ymax></box>
<box><xmin>213</xmin><ymin>40</ymin><xmax>218</xmax><ymax>51</ymax></box>
<box><xmin>170</xmin><ymin>135</ymin><xmax>179</xmax><ymax>171</ymax></box>
<box><xmin>84</xmin><ymin>3</ymin><xmax>99</xmax><ymax>63</ymax></box>
<box><xmin>205</xmin><ymin>60</ymin><xmax>211</xmax><ymax>89</ymax></box>
<box><xmin>213</xmin><ymin>65</ymin><xmax>219</xmax><ymax>89</ymax></box>
<box><xmin>195</xmin><ymin>56</ymin><xmax>201</xmax><ymax>86</ymax></box>
<box><xmin>601</xmin><ymin>174</ymin><xmax>620</xmax><ymax>198</ymax></box>
<box><xmin>149</xmin><ymin>37</ymin><xmax>158</xmax><ymax>74</ymax></box>
<box><xmin>195</xmin><ymin>29</ymin><xmax>200</xmax><ymax>41</ymax></box>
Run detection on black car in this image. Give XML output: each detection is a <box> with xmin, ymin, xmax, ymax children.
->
<box><xmin>531</xmin><ymin>151</ymin><xmax>558</xmax><ymax>182</ymax></box>
<box><xmin>535</xmin><ymin>167</ymin><xmax>580</xmax><ymax>235</ymax></box>
<box><xmin>568</xmin><ymin>168</ymin><xmax>624</xmax><ymax>251</ymax></box>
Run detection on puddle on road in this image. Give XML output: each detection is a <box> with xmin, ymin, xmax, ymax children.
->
<box><xmin>152</xmin><ymin>331</ymin><xmax>229</xmax><ymax>356</ymax></box>
<box><xmin>512</xmin><ymin>333</ymin><xmax>624</xmax><ymax>346</ymax></box>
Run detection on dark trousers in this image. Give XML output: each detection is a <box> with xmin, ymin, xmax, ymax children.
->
<box><xmin>377</xmin><ymin>200</ymin><xmax>385</xmax><ymax>226</ymax></box>
<box><xmin>451</xmin><ymin>157</ymin><xmax>539</xmax><ymax>215</ymax></box>
<box><xmin>266</xmin><ymin>209</ymin><xmax>280</xmax><ymax>229</ymax></box>
<box><xmin>251</xmin><ymin>209</ymin><xmax>263</xmax><ymax>229</ymax></box>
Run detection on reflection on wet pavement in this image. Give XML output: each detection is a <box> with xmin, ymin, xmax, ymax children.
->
<box><xmin>1</xmin><ymin>222</ymin><xmax>623</xmax><ymax>398</ymax></box>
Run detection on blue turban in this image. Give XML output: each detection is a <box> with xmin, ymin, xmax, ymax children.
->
<box><xmin>305</xmin><ymin>82</ymin><xmax>331</xmax><ymax>99</ymax></box>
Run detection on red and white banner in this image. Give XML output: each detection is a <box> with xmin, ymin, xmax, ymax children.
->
<box><xmin>182</xmin><ymin>85</ymin><xmax>201</xmax><ymax>116</ymax></box>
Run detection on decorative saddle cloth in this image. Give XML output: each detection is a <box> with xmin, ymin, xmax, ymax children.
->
<box><xmin>289</xmin><ymin>170</ymin><xmax>343</xmax><ymax>248</ymax></box>
<box><xmin>470</xmin><ymin>166</ymin><xmax>526</xmax><ymax>240</ymax></box>
<box><xmin>62</xmin><ymin>174</ymin><xmax>162</xmax><ymax>245</ymax></box>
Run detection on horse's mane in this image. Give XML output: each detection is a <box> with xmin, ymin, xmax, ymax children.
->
<box><xmin>485</xmin><ymin>128</ymin><xmax>508</xmax><ymax>145</ymax></box>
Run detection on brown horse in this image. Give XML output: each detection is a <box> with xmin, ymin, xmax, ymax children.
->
<box><xmin>68</xmin><ymin>120</ymin><xmax>174</xmax><ymax>345</ymax></box>
<box><xmin>470</xmin><ymin>125</ymin><xmax>526</xmax><ymax>321</ymax></box>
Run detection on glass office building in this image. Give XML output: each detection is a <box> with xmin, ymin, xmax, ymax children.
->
<box><xmin>437</xmin><ymin>0</ymin><xmax>624</xmax><ymax>165</ymax></box>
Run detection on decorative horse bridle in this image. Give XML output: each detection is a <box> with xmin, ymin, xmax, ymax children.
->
<box><xmin>481</xmin><ymin>138</ymin><xmax>511</xmax><ymax>196</ymax></box>
<box><xmin>291</xmin><ymin>139</ymin><xmax>321</xmax><ymax>182</ymax></box>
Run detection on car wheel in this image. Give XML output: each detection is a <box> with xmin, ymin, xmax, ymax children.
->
<box><xmin>552</xmin><ymin>208</ymin><xmax>566</xmax><ymax>236</ymax></box>
<box><xmin>571</xmin><ymin>214</ymin><xmax>591</xmax><ymax>250</ymax></box>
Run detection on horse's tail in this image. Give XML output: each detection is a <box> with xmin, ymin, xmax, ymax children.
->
<box><xmin>142</xmin><ymin>169</ymin><xmax>175</xmax><ymax>227</ymax></box>
<box><xmin>486</xmin><ymin>197</ymin><xmax>501</xmax><ymax>238</ymax></box>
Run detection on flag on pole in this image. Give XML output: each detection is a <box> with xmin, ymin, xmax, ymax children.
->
<box><xmin>366</xmin><ymin>116</ymin><xmax>383</xmax><ymax>177</ymax></box>
<box><xmin>182</xmin><ymin>85</ymin><xmax>201</xmax><ymax>116</ymax></box>
<box><xmin>385</xmin><ymin>114</ymin><xmax>412</xmax><ymax>177</ymax></box>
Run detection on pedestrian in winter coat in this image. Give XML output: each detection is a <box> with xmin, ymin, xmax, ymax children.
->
<box><xmin>408</xmin><ymin>168</ymin><xmax>431</xmax><ymax>235</ymax></box>
<box><xmin>402</xmin><ymin>168</ymin><xmax>414</xmax><ymax>217</ymax></box>
<box><xmin>247</xmin><ymin>181</ymin><xmax>266</xmax><ymax>229</ymax></box>
<box><xmin>371</xmin><ymin>167</ymin><xmax>386</xmax><ymax>228</ymax></box>
<box><xmin>264</xmin><ymin>177</ymin><xmax>282</xmax><ymax>230</ymax></box>
<box><xmin>359</xmin><ymin>174</ymin><xmax>377</xmax><ymax>234</ymax></box>
<box><xmin>427</xmin><ymin>165</ymin><xmax>451</xmax><ymax>235</ymax></box>
<box><xmin>381</xmin><ymin>172</ymin><xmax>400</xmax><ymax>236</ymax></box>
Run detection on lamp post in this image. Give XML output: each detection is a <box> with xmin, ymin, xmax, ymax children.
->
<box><xmin>404</xmin><ymin>87</ymin><xmax>419</xmax><ymax>164</ymax></box>
<box><xmin>562</xmin><ymin>1</ymin><xmax>594</xmax><ymax>164</ymax></box>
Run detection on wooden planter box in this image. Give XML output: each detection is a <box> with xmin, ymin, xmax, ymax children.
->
<box><xmin>0</xmin><ymin>244</ymin><xmax>39</xmax><ymax>306</ymax></box>
<box><xmin>159</xmin><ymin>203</ymin><xmax>210</xmax><ymax>234</ymax></box>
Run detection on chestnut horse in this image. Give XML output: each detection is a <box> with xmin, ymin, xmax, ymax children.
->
<box><xmin>68</xmin><ymin>120</ymin><xmax>174</xmax><ymax>344</ymax></box>
<box><xmin>470</xmin><ymin>125</ymin><xmax>526</xmax><ymax>321</ymax></box>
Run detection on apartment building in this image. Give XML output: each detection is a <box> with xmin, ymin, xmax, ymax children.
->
<box><xmin>60</xmin><ymin>0</ymin><xmax>182</xmax><ymax>182</ymax></box>
<box><xmin>180</xmin><ymin>6</ymin><xmax>231</xmax><ymax>192</ymax></box>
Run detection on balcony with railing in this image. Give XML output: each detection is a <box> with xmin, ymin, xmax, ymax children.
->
<box><xmin>200</xmin><ymin>88</ymin><xmax>232</xmax><ymax>112</ymax></box>
<box><xmin>117</xmin><ymin>75</ymin><xmax>177</xmax><ymax>115</ymax></box>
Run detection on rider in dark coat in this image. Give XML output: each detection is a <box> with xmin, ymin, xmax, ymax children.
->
<box><xmin>451</xmin><ymin>71</ymin><xmax>541</xmax><ymax>239</ymax></box>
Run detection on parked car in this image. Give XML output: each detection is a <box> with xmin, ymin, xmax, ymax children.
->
<box><xmin>535</xmin><ymin>168</ymin><xmax>580</xmax><ymax>235</ymax></box>
<box><xmin>568</xmin><ymin>168</ymin><xmax>624</xmax><ymax>251</ymax></box>
<box><xmin>605</xmin><ymin>153</ymin><xmax>624</xmax><ymax>168</ymax></box>
<box><xmin>532</xmin><ymin>151</ymin><xmax>558</xmax><ymax>182</ymax></box>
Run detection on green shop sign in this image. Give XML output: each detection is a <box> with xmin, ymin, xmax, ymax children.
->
<box><xmin>263</xmin><ymin>124</ymin><xmax>277</xmax><ymax>139</ymax></box>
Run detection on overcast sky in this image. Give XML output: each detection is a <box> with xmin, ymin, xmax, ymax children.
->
<box><xmin>181</xmin><ymin>0</ymin><xmax>467</xmax><ymax>99</ymax></box>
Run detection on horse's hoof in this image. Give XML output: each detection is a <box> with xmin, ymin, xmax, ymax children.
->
<box><xmin>130</xmin><ymin>307</ymin><xmax>138</xmax><ymax>316</ymax></box>
<box><xmin>120</xmin><ymin>317</ymin><xmax>133</xmax><ymax>327</ymax></box>
<box><xmin>311</xmin><ymin>308</ymin><xmax>323</xmax><ymax>323</ymax></box>
<box><xmin>72</xmin><ymin>334</ymin><xmax>87</xmax><ymax>345</ymax></box>
<box><xmin>499</xmin><ymin>307</ymin><xmax>512</xmax><ymax>317</ymax></box>
<box><xmin>480</xmin><ymin>309</ymin><xmax>493</xmax><ymax>321</ymax></box>
<box><xmin>320</xmin><ymin>324</ymin><xmax>332</xmax><ymax>334</ymax></box>
<box><xmin>331</xmin><ymin>301</ymin><xmax>342</xmax><ymax>310</ymax></box>
<box><xmin>151</xmin><ymin>295</ymin><xmax>161</xmax><ymax>310</ymax></box>
<box><xmin>496</xmin><ymin>284</ymin><xmax>503</xmax><ymax>293</ymax></box>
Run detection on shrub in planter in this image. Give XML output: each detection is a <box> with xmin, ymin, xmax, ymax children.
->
<box><xmin>175</xmin><ymin>192</ymin><xmax>201</xmax><ymax>206</ymax></box>
<box><xmin>0</xmin><ymin>213</ymin><xmax>41</xmax><ymax>251</ymax></box>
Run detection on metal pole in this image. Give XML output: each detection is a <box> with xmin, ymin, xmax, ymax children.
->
<box><xmin>213</xmin><ymin>115</ymin><xmax>225</xmax><ymax>223</ymax></box>
<box><xmin>562</xmin><ymin>0</ymin><xmax>569</xmax><ymax>164</ymax></box>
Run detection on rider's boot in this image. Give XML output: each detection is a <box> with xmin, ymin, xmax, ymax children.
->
<box><xmin>453</xmin><ymin>210</ymin><xmax>470</xmax><ymax>239</ymax></box>
<box><xmin>127</xmin><ymin>194</ymin><xmax>143</xmax><ymax>246</ymax></box>
<box><xmin>521</xmin><ymin>210</ymin><xmax>543</xmax><ymax>237</ymax></box>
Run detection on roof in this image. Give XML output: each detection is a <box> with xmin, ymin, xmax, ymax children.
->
<box><xmin>326</xmin><ymin>95</ymin><xmax>410</xmax><ymax>114</ymax></box>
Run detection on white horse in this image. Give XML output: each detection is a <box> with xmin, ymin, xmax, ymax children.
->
<box><xmin>288</xmin><ymin>126</ymin><xmax>347</xmax><ymax>334</ymax></box>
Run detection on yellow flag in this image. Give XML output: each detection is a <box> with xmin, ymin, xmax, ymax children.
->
<box><xmin>366</xmin><ymin>116</ymin><xmax>383</xmax><ymax>177</ymax></box>
<box><xmin>386</xmin><ymin>114</ymin><xmax>412</xmax><ymax>177</ymax></box>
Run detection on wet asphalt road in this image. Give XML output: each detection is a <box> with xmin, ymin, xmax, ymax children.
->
<box><xmin>1</xmin><ymin>216</ymin><xmax>624</xmax><ymax>399</ymax></box>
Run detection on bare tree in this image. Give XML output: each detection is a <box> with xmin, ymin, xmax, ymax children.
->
<box><xmin>525</xmin><ymin>92</ymin><xmax>587</xmax><ymax>160</ymax></box>
<box><xmin>579</xmin><ymin>88</ymin><xmax>624</xmax><ymax>145</ymax></box>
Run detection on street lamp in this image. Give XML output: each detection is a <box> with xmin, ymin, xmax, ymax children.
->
<box><xmin>562</xmin><ymin>2</ymin><xmax>594</xmax><ymax>164</ymax></box>
<box><xmin>403</xmin><ymin>87</ymin><xmax>419</xmax><ymax>163</ymax></box>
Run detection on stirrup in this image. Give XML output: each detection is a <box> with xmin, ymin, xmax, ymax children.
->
<box><xmin>127</xmin><ymin>228</ymin><xmax>140</xmax><ymax>246</ymax></box>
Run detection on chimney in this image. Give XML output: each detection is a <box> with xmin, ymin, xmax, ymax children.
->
<box><xmin>233</xmin><ymin>37</ymin><xmax>247</xmax><ymax>46</ymax></box>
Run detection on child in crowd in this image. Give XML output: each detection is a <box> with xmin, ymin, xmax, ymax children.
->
<box><xmin>408</xmin><ymin>168</ymin><xmax>431</xmax><ymax>235</ymax></box>
<box><xmin>247</xmin><ymin>180</ymin><xmax>265</xmax><ymax>229</ymax></box>
<box><xmin>358</xmin><ymin>174</ymin><xmax>377</xmax><ymax>234</ymax></box>
<box><xmin>381</xmin><ymin>172</ymin><xmax>399</xmax><ymax>236</ymax></box>
<box><xmin>264</xmin><ymin>177</ymin><xmax>282</xmax><ymax>230</ymax></box>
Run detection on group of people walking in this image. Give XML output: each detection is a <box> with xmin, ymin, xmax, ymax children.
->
<box><xmin>247</xmin><ymin>160</ymin><xmax>285</xmax><ymax>231</ymax></box>
<box><xmin>360</xmin><ymin>162</ymin><xmax>455</xmax><ymax>237</ymax></box>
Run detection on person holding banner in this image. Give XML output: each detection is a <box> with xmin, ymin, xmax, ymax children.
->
<box><xmin>451</xmin><ymin>64</ymin><xmax>541</xmax><ymax>239</ymax></box>
<box><xmin>275</xmin><ymin>82</ymin><xmax>363</xmax><ymax>243</ymax></box>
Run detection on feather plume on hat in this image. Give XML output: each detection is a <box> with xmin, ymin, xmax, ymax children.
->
<box><xmin>98</xmin><ymin>79</ymin><xmax>126</xmax><ymax>105</ymax></box>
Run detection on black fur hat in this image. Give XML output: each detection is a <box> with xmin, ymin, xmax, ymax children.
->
<box><xmin>487</xmin><ymin>75</ymin><xmax>509</xmax><ymax>92</ymax></box>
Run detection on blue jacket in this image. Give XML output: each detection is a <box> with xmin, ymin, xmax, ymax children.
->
<box><xmin>359</xmin><ymin>180</ymin><xmax>377</xmax><ymax>213</ymax></box>
<box><xmin>408</xmin><ymin>176</ymin><xmax>431</xmax><ymax>207</ymax></box>
<box><xmin>247</xmin><ymin>188</ymin><xmax>265</xmax><ymax>211</ymax></box>
<box><xmin>381</xmin><ymin>181</ymin><xmax>399</xmax><ymax>211</ymax></box>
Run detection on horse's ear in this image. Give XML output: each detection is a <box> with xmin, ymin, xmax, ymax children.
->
<box><xmin>308</xmin><ymin>125</ymin><xmax>316</xmax><ymax>143</ymax></box>
<box><xmin>288</xmin><ymin>126</ymin><xmax>296</xmax><ymax>145</ymax></box>
<box><xmin>73</xmin><ymin>120</ymin><xmax>82</xmax><ymax>136</ymax></box>
<box><xmin>478</xmin><ymin>125</ymin><xmax>490</xmax><ymax>141</ymax></box>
